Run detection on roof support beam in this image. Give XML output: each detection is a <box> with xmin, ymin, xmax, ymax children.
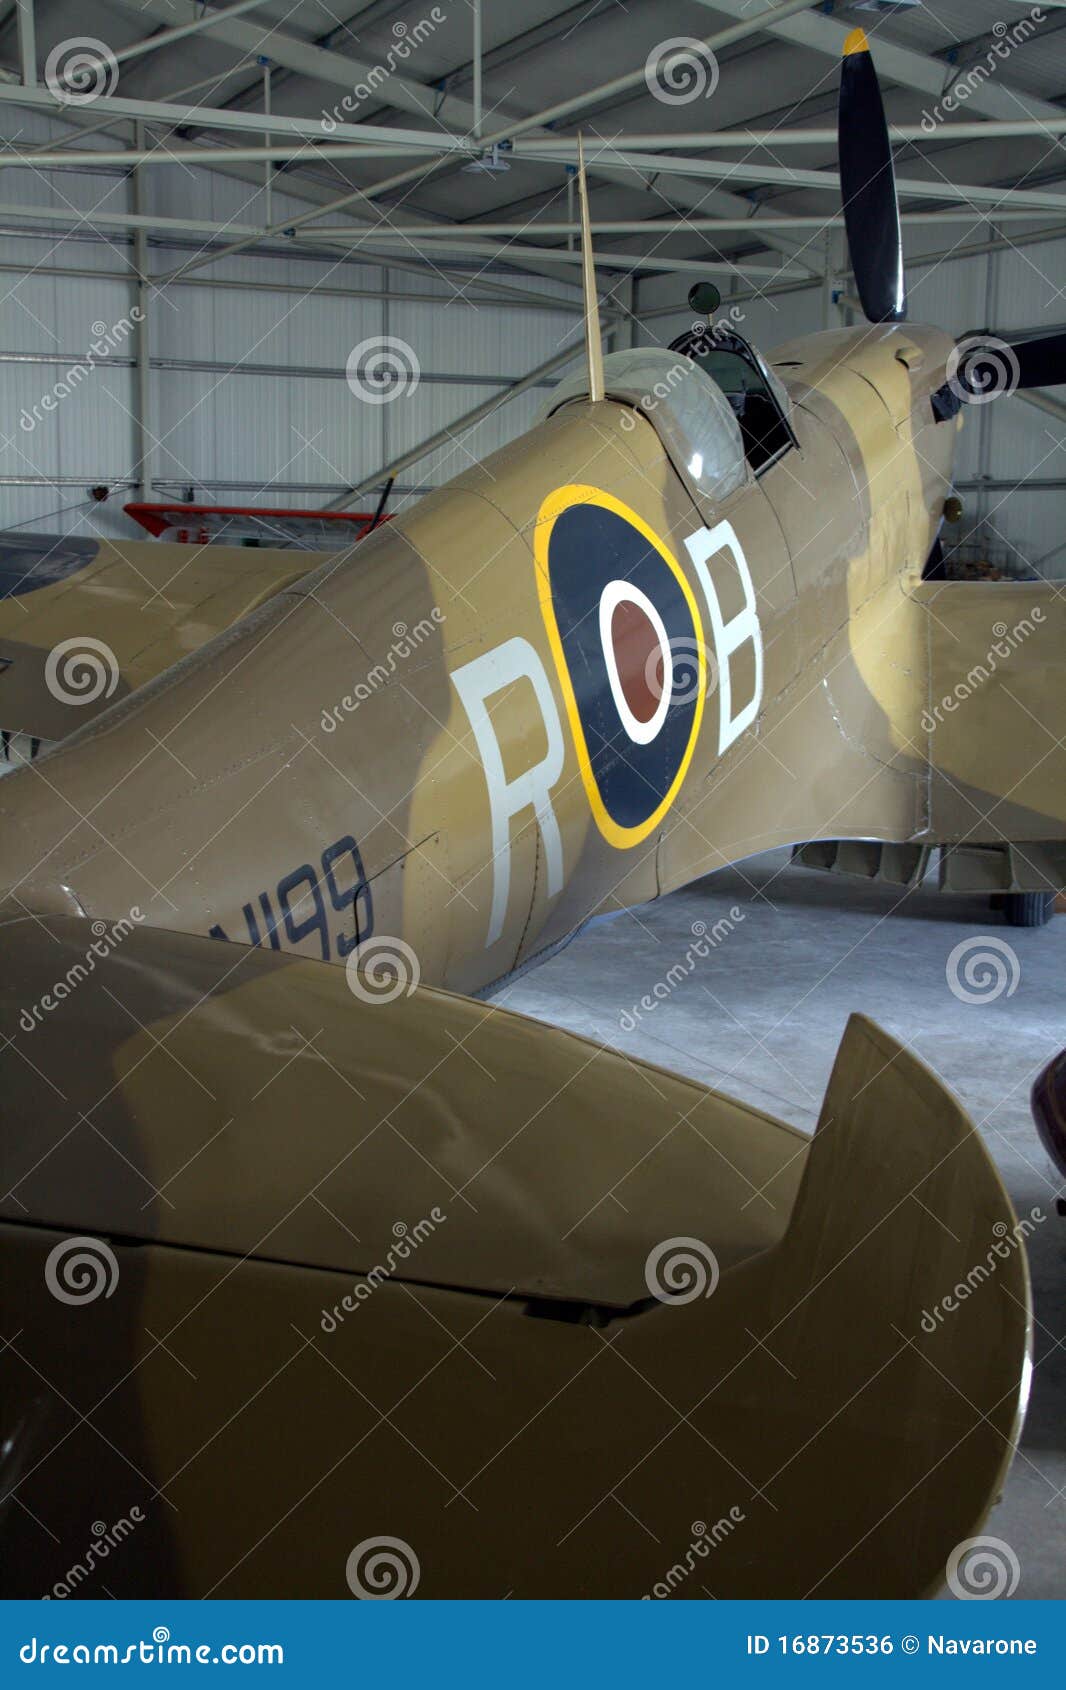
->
<box><xmin>0</xmin><ymin>142</ymin><xmax>448</xmax><ymax>166</ymax></box>
<box><xmin>111</xmin><ymin>0</ymin><xmax>275</xmax><ymax>73</ymax></box>
<box><xmin>8</xmin><ymin>135</ymin><xmax>1066</xmax><ymax>215</ymax></box>
<box><xmin>314</xmin><ymin>212</ymin><xmax>1066</xmax><ymax>236</ymax></box>
<box><xmin>0</xmin><ymin>83</ymin><xmax>583</xmax><ymax>309</ymax></box>
<box><xmin>102</xmin><ymin>0</ymin><xmax>828</xmax><ymax>285</ymax></box>
<box><xmin>109</xmin><ymin>0</ymin><xmax>475</xmax><ymax>131</ymax></box>
<box><xmin>1016</xmin><ymin>388</ymin><xmax>1066</xmax><ymax>425</ymax></box>
<box><xmin>694</xmin><ymin>0</ymin><xmax>1066</xmax><ymax>124</ymax></box>
<box><xmin>0</xmin><ymin>250</ymin><xmax>585</xmax><ymax>312</ymax></box>
<box><xmin>15</xmin><ymin>0</ymin><xmax>34</xmax><ymax>85</ymax></box>
<box><xmin>524</xmin><ymin>120</ymin><xmax>1066</xmax><ymax>150</ymax></box>
<box><xmin>546</xmin><ymin>149</ymin><xmax>1066</xmax><ymax>213</ymax></box>
<box><xmin>3</xmin><ymin>199</ymin><xmax>1052</xmax><ymax>257</ymax></box>
<box><xmin>308</xmin><ymin>236</ymin><xmax>802</xmax><ymax>277</ymax></box>
<box><xmin>0</xmin><ymin>82</ymin><xmax>469</xmax><ymax>152</ymax></box>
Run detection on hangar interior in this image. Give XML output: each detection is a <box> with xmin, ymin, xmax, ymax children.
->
<box><xmin>5</xmin><ymin>0</ymin><xmax>1066</xmax><ymax>568</ymax></box>
<box><xmin>0</xmin><ymin>0</ymin><xmax>1064</xmax><ymax>1602</ymax></box>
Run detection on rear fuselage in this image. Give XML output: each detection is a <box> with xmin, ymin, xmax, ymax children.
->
<box><xmin>0</xmin><ymin>323</ymin><xmax>961</xmax><ymax>993</ymax></box>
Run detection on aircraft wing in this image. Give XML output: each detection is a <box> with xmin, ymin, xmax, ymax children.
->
<box><xmin>0</xmin><ymin>919</ymin><xmax>1030</xmax><ymax>1596</ymax></box>
<box><xmin>792</xmin><ymin>576</ymin><xmax>1066</xmax><ymax>897</ymax></box>
<box><xmin>0</xmin><ymin>530</ymin><xmax>315</xmax><ymax>760</ymax></box>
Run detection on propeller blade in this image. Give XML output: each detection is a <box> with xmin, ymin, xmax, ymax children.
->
<box><xmin>1010</xmin><ymin>330</ymin><xmax>1066</xmax><ymax>389</ymax></box>
<box><xmin>838</xmin><ymin>28</ymin><xmax>906</xmax><ymax>324</ymax></box>
<box><xmin>947</xmin><ymin>330</ymin><xmax>1066</xmax><ymax>404</ymax></box>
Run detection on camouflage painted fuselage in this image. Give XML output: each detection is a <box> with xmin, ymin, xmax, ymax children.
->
<box><xmin>2</xmin><ymin>322</ymin><xmax>1063</xmax><ymax>995</ymax></box>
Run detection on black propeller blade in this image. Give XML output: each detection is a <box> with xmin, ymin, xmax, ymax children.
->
<box><xmin>947</xmin><ymin>330</ymin><xmax>1066</xmax><ymax>406</ymax></box>
<box><xmin>838</xmin><ymin>28</ymin><xmax>906</xmax><ymax>325</ymax></box>
<box><xmin>1009</xmin><ymin>331</ymin><xmax>1066</xmax><ymax>390</ymax></box>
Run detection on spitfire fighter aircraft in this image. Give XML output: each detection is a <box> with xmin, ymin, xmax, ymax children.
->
<box><xmin>0</xmin><ymin>35</ymin><xmax>1057</xmax><ymax>1598</ymax></box>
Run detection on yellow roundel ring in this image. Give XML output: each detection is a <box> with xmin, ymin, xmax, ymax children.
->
<box><xmin>534</xmin><ymin>483</ymin><xmax>707</xmax><ymax>851</ymax></box>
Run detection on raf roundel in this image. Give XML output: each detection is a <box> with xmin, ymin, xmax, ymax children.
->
<box><xmin>535</xmin><ymin>485</ymin><xmax>708</xmax><ymax>849</ymax></box>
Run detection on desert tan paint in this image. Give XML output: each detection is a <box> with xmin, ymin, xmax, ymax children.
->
<box><xmin>0</xmin><ymin>921</ymin><xmax>1032</xmax><ymax>1595</ymax></box>
<box><xmin>0</xmin><ymin>31</ymin><xmax>1042</xmax><ymax>1599</ymax></box>
<box><xmin>3</xmin><ymin>320</ymin><xmax>1062</xmax><ymax>995</ymax></box>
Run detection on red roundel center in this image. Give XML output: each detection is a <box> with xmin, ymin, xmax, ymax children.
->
<box><xmin>610</xmin><ymin>598</ymin><xmax>665</xmax><ymax>724</ymax></box>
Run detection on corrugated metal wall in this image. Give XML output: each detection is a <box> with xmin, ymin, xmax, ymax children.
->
<box><xmin>2</xmin><ymin>106</ymin><xmax>1062</xmax><ymax>575</ymax></box>
<box><xmin>0</xmin><ymin>108</ymin><xmax>581</xmax><ymax>543</ymax></box>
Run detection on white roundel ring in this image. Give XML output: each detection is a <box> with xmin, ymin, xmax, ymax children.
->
<box><xmin>598</xmin><ymin>578</ymin><xmax>674</xmax><ymax>746</ymax></box>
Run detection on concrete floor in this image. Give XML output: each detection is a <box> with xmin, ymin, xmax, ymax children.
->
<box><xmin>498</xmin><ymin>848</ymin><xmax>1066</xmax><ymax>1600</ymax></box>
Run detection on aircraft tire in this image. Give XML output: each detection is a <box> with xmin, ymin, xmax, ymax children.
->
<box><xmin>1001</xmin><ymin>891</ymin><xmax>1056</xmax><ymax>927</ymax></box>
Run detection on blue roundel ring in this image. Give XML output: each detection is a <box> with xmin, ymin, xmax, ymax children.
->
<box><xmin>535</xmin><ymin>485</ymin><xmax>707</xmax><ymax>849</ymax></box>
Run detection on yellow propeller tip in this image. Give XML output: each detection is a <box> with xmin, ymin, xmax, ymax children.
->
<box><xmin>843</xmin><ymin>26</ymin><xmax>870</xmax><ymax>56</ymax></box>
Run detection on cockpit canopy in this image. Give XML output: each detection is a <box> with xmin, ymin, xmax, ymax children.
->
<box><xmin>542</xmin><ymin>346</ymin><xmax>748</xmax><ymax>507</ymax></box>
